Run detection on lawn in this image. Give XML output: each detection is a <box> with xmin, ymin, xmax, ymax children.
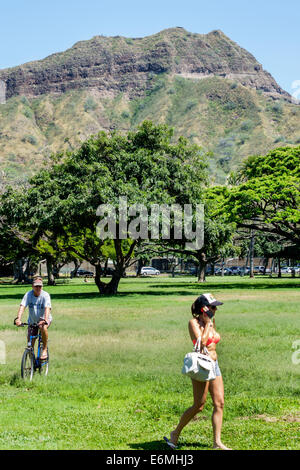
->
<box><xmin>0</xmin><ymin>276</ymin><xmax>299</xmax><ymax>450</ymax></box>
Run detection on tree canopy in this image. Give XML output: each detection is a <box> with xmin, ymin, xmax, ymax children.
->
<box><xmin>1</xmin><ymin>121</ymin><xmax>208</xmax><ymax>293</ymax></box>
<box><xmin>225</xmin><ymin>146</ymin><xmax>300</xmax><ymax>245</ymax></box>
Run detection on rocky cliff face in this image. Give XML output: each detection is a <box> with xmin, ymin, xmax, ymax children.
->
<box><xmin>0</xmin><ymin>28</ymin><xmax>299</xmax><ymax>187</ymax></box>
<box><xmin>0</xmin><ymin>28</ymin><xmax>292</xmax><ymax>102</ymax></box>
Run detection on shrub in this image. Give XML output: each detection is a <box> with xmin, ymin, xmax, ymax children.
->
<box><xmin>271</xmin><ymin>103</ymin><xmax>283</xmax><ymax>114</ymax></box>
<box><xmin>240</xmin><ymin>120</ymin><xmax>253</xmax><ymax>132</ymax></box>
<box><xmin>273</xmin><ymin>135</ymin><xmax>286</xmax><ymax>143</ymax></box>
<box><xmin>185</xmin><ymin>100</ymin><xmax>197</xmax><ymax>111</ymax></box>
<box><xmin>224</xmin><ymin>101</ymin><xmax>236</xmax><ymax>111</ymax></box>
<box><xmin>121</xmin><ymin>111</ymin><xmax>130</xmax><ymax>119</ymax></box>
<box><xmin>23</xmin><ymin>108</ymin><xmax>34</xmax><ymax>119</ymax></box>
<box><xmin>84</xmin><ymin>97</ymin><xmax>97</xmax><ymax>112</ymax></box>
<box><xmin>21</xmin><ymin>135</ymin><xmax>37</xmax><ymax>145</ymax></box>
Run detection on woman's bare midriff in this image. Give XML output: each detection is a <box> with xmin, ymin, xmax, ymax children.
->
<box><xmin>189</xmin><ymin>318</ymin><xmax>219</xmax><ymax>362</ymax></box>
<box><xmin>206</xmin><ymin>343</ymin><xmax>217</xmax><ymax>362</ymax></box>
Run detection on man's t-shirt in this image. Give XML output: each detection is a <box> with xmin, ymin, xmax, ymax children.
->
<box><xmin>20</xmin><ymin>290</ymin><xmax>52</xmax><ymax>324</ymax></box>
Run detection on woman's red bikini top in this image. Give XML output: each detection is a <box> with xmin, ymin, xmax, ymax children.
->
<box><xmin>193</xmin><ymin>333</ymin><xmax>220</xmax><ymax>347</ymax></box>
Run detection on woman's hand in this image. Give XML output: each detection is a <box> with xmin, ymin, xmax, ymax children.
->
<box><xmin>202</xmin><ymin>307</ymin><xmax>213</xmax><ymax>325</ymax></box>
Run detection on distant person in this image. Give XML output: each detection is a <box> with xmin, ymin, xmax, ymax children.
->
<box><xmin>15</xmin><ymin>277</ymin><xmax>52</xmax><ymax>360</ymax></box>
<box><xmin>164</xmin><ymin>293</ymin><xmax>231</xmax><ymax>450</ymax></box>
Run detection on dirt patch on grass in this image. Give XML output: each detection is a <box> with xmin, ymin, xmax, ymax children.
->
<box><xmin>239</xmin><ymin>413</ymin><xmax>300</xmax><ymax>423</ymax></box>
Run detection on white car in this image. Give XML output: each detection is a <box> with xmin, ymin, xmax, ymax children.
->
<box><xmin>287</xmin><ymin>266</ymin><xmax>300</xmax><ymax>273</ymax></box>
<box><xmin>140</xmin><ymin>267</ymin><xmax>160</xmax><ymax>276</ymax></box>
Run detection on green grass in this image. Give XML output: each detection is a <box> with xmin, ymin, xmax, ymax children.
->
<box><xmin>0</xmin><ymin>276</ymin><xmax>299</xmax><ymax>450</ymax></box>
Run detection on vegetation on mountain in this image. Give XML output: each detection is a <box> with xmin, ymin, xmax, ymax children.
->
<box><xmin>0</xmin><ymin>28</ymin><xmax>299</xmax><ymax>185</ymax></box>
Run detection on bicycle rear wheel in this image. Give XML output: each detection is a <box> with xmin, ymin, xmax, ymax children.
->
<box><xmin>21</xmin><ymin>349</ymin><xmax>34</xmax><ymax>380</ymax></box>
<box><xmin>39</xmin><ymin>348</ymin><xmax>49</xmax><ymax>376</ymax></box>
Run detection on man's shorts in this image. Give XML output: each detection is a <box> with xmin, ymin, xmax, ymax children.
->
<box><xmin>27</xmin><ymin>317</ymin><xmax>52</xmax><ymax>340</ymax></box>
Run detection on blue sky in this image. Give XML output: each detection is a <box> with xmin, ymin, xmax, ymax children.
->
<box><xmin>0</xmin><ymin>0</ymin><xmax>299</xmax><ymax>94</ymax></box>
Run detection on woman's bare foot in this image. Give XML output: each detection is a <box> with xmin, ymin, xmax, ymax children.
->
<box><xmin>170</xmin><ymin>430</ymin><xmax>179</xmax><ymax>446</ymax></box>
<box><xmin>213</xmin><ymin>441</ymin><xmax>232</xmax><ymax>450</ymax></box>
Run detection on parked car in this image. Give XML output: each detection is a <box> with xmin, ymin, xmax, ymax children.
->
<box><xmin>238</xmin><ymin>266</ymin><xmax>250</xmax><ymax>275</ymax></box>
<box><xmin>286</xmin><ymin>266</ymin><xmax>300</xmax><ymax>274</ymax></box>
<box><xmin>215</xmin><ymin>267</ymin><xmax>233</xmax><ymax>275</ymax></box>
<box><xmin>189</xmin><ymin>267</ymin><xmax>197</xmax><ymax>275</ymax></box>
<box><xmin>254</xmin><ymin>266</ymin><xmax>265</xmax><ymax>274</ymax></box>
<box><xmin>104</xmin><ymin>267</ymin><xmax>115</xmax><ymax>276</ymax></box>
<box><xmin>230</xmin><ymin>266</ymin><xmax>241</xmax><ymax>275</ymax></box>
<box><xmin>71</xmin><ymin>269</ymin><xmax>94</xmax><ymax>278</ymax></box>
<box><xmin>140</xmin><ymin>266</ymin><xmax>160</xmax><ymax>276</ymax></box>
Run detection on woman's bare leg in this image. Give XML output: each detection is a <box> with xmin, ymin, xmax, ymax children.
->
<box><xmin>209</xmin><ymin>376</ymin><xmax>231</xmax><ymax>450</ymax></box>
<box><xmin>169</xmin><ymin>379</ymin><xmax>209</xmax><ymax>445</ymax></box>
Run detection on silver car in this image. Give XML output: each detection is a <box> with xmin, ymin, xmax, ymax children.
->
<box><xmin>140</xmin><ymin>267</ymin><xmax>160</xmax><ymax>276</ymax></box>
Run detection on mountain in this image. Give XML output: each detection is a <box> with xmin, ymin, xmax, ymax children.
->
<box><xmin>0</xmin><ymin>27</ymin><xmax>299</xmax><ymax>185</ymax></box>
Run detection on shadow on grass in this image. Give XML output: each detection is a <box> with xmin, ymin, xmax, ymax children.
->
<box><xmin>150</xmin><ymin>280</ymin><xmax>300</xmax><ymax>290</ymax></box>
<box><xmin>129</xmin><ymin>440</ymin><xmax>210</xmax><ymax>450</ymax></box>
<box><xmin>0</xmin><ymin>278</ymin><xmax>299</xmax><ymax>301</ymax></box>
<box><xmin>0</xmin><ymin>291</ymin><xmax>195</xmax><ymax>301</ymax></box>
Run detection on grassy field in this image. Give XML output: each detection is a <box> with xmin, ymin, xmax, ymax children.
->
<box><xmin>0</xmin><ymin>276</ymin><xmax>299</xmax><ymax>450</ymax></box>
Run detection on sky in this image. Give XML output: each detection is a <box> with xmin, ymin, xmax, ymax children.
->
<box><xmin>0</xmin><ymin>0</ymin><xmax>299</xmax><ymax>95</ymax></box>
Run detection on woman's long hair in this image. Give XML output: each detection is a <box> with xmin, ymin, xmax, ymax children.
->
<box><xmin>191</xmin><ymin>299</ymin><xmax>216</xmax><ymax>327</ymax></box>
<box><xmin>191</xmin><ymin>300</ymin><xmax>201</xmax><ymax>320</ymax></box>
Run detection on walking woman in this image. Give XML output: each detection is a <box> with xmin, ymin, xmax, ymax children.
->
<box><xmin>164</xmin><ymin>293</ymin><xmax>231</xmax><ymax>450</ymax></box>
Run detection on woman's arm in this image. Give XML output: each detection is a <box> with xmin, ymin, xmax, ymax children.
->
<box><xmin>188</xmin><ymin>318</ymin><xmax>202</xmax><ymax>341</ymax></box>
<box><xmin>201</xmin><ymin>320</ymin><xmax>213</xmax><ymax>346</ymax></box>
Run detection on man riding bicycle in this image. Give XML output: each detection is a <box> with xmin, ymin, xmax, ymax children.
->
<box><xmin>15</xmin><ymin>277</ymin><xmax>52</xmax><ymax>360</ymax></box>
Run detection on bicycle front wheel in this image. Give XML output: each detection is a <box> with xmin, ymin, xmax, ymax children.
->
<box><xmin>21</xmin><ymin>349</ymin><xmax>34</xmax><ymax>381</ymax></box>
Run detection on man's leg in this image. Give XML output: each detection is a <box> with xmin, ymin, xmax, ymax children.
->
<box><xmin>39</xmin><ymin>324</ymin><xmax>49</xmax><ymax>359</ymax></box>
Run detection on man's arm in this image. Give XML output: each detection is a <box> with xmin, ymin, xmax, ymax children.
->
<box><xmin>43</xmin><ymin>307</ymin><xmax>51</xmax><ymax>324</ymax></box>
<box><xmin>15</xmin><ymin>305</ymin><xmax>25</xmax><ymax>326</ymax></box>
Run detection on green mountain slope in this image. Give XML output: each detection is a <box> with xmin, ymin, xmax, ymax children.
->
<box><xmin>0</xmin><ymin>27</ymin><xmax>299</xmax><ymax>185</ymax></box>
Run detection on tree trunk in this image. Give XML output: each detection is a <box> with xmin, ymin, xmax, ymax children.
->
<box><xmin>103</xmin><ymin>259</ymin><xmax>108</xmax><ymax>277</ymax></box>
<box><xmin>197</xmin><ymin>252</ymin><xmax>207</xmax><ymax>282</ymax></box>
<box><xmin>277</xmin><ymin>257</ymin><xmax>281</xmax><ymax>278</ymax></box>
<box><xmin>46</xmin><ymin>258</ymin><xmax>56</xmax><ymax>286</ymax></box>
<box><xmin>136</xmin><ymin>258</ymin><xmax>147</xmax><ymax>277</ymax></box>
<box><xmin>94</xmin><ymin>264</ymin><xmax>122</xmax><ymax>295</ymax></box>
<box><xmin>211</xmin><ymin>262</ymin><xmax>215</xmax><ymax>276</ymax></box>
<box><xmin>249</xmin><ymin>230</ymin><xmax>255</xmax><ymax>278</ymax></box>
<box><xmin>71</xmin><ymin>259</ymin><xmax>81</xmax><ymax>278</ymax></box>
<box><xmin>13</xmin><ymin>259</ymin><xmax>27</xmax><ymax>283</ymax></box>
<box><xmin>263</xmin><ymin>257</ymin><xmax>269</xmax><ymax>275</ymax></box>
<box><xmin>269</xmin><ymin>258</ymin><xmax>275</xmax><ymax>278</ymax></box>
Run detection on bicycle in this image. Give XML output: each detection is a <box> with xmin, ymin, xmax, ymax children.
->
<box><xmin>14</xmin><ymin>319</ymin><xmax>49</xmax><ymax>380</ymax></box>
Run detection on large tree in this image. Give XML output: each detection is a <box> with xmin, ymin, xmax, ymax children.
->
<box><xmin>226</xmin><ymin>146</ymin><xmax>300</xmax><ymax>246</ymax></box>
<box><xmin>144</xmin><ymin>186</ymin><xmax>236</xmax><ymax>282</ymax></box>
<box><xmin>6</xmin><ymin>121</ymin><xmax>207</xmax><ymax>294</ymax></box>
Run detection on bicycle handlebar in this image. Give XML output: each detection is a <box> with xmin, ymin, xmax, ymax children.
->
<box><xmin>14</xmin><ymin>318</ymin><xmax>48</xmax><ymax>327</ymax></box>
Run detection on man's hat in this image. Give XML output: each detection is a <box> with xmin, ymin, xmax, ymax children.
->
<box><xmin>195</xmin><ymin>293</ymin><xmax>223</xmax><ymax>308</ymax></box>
<box><xmin>32</xmin><ymin>277</ymin><xmax>43</xmax><ymax>287</ymax></box>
